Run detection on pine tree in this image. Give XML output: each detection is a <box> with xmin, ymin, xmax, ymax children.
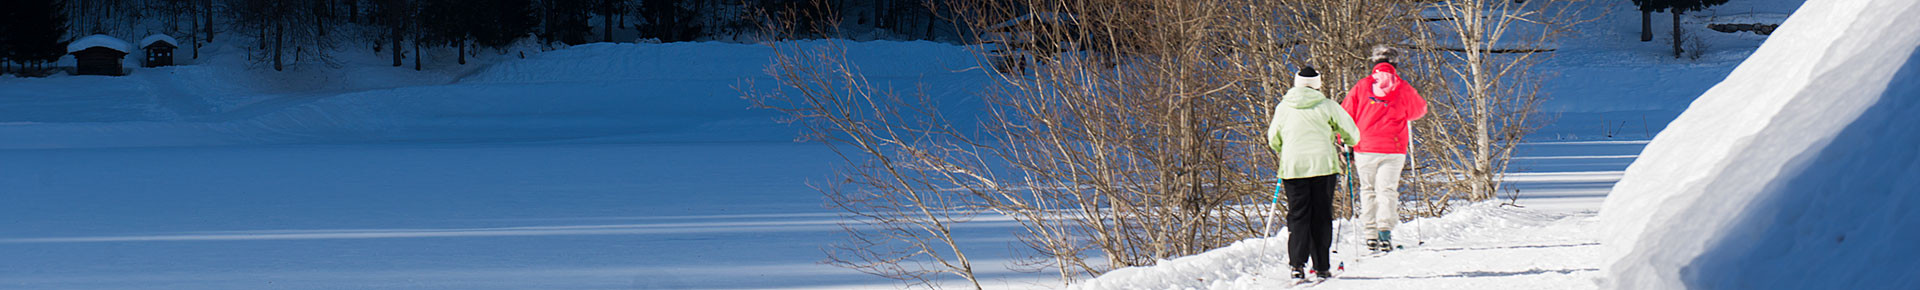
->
<box><xmin>1</xmin><ymin>0</ymin><xmax>13</xmax><ymax>75</ymax></box>
<box><xmin>228</xmin><ymin>0</ymin><xmax>337</xmax><ymax>71</ymax></box>
<box><xmin>542</xmin><ymin>0</ymin><xmax>595</xmax><ymax>45</ymax></box>
<box><xmin>635</xmin><ymin>0</ymin><xmax>693</xmax><ymax>42</ymax></box>
<box><xmin>600</xmin><ymin>0</ymin><xmax>627</xmax><ymax>43</ymax></box>
<box><xmin>7</xmin><ymin>0</ymin><xmax>70</xmax><ymax>75</ymax></box>
<box><xmin>1631</xmin><ymin>0</ymin><xmax>1668</xmax><ymax>42</ymax></box>
<box><xmin>1667</xmin><ymin>0</ymin><xmax>1728</xmax><ymax>58</ymax></box>
<box><xmin>371</xmin><ymin>0</ymin><xmax>411</xmax><ymax>67</ymax></box>
<box><xmin>474</xmin><ymin>0</ymin><xmax>538</xmax><ymax>49</ymax></box>
<box><xmin>417</xmin><ymin>0</ymin><xmax>464</xmax><ymax>65</ymax></box>
<box><xmin>1638</xmin><ymin>0</ymin><xmax>1728</xmax><ymax>57</ymax></box>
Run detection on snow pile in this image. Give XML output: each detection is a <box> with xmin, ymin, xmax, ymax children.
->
<box><xmin>65</xmin><ymin>34</ymin><xmax>132</xmax><ymax>53</ymax></box>
<box><xmin>138</xmin><ymin>34</ymin><xmax>178</xmax><ymax>48</ymax></box>
<box><xmin>1599</xmin><ymin>0</ymin><xmax>1920</xmax><ymax>288</ymax></box>
<box><xmin>1068</xmin><ymin>237</ymin><xmax>1293</xmax><ymax>290</ymax></box>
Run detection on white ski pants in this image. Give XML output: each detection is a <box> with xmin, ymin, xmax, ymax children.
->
<box><xmin>1355</xmin><ymin>153</ymin><xmax>1407</xmax><ymax>232</ymax></box>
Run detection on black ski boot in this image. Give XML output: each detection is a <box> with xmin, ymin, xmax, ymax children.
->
<box><xmin>1365</xmin><ymin>238</ymin><xmax>1380</xmax><ymax>251</ymax></box>
<box><xmin>1291</xmin><ymin>266</ymin><xmax>1307</xmax><ymax>279</ymax></box>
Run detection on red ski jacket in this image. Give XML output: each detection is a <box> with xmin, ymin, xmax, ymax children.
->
<box><xmin>1342</xmin><ymin>62</ymin><xmax>1427</xmax><ymax>154</ymax></box>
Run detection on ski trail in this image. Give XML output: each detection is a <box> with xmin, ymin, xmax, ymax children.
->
<box><xmin>1300</xmin><ymin>140</ymin><xmax>1635</xmax><ymax>289</ymax></box>
<box><xmin>1310</xmin><ymin>210</ymin><xmax>1605</xmax><ymax>289</ymax></box>
<box><xmin>1070</xmin><ymin>139</ymin><xmax>1640</xmax><ymax>290</ymax></box>
<box><xmin>142</xmin><ymin>70</ymin><xmax>217</xmax><ymax>118</ymax></box>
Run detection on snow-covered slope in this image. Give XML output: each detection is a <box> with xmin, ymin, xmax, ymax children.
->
<box><xmin>1598</xmin><ymin>0</ymin><xmax>1920</xmax><ymax>288</ymax></box>
<box><xmin>0</xmin><ymin>40</ymin><xmax>981</xmax><ymax>149</ymax></box>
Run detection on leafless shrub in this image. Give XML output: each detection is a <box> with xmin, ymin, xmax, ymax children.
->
<box><xmin>1400</xmin><ymin>0</ymin><xmax>1587</xmax><ymax>216</ymax></box>
<box><xmin>744</xmin><ymin>3</ymin><xmax>991</xmax><ymax>288</ymax></box>
<box><xmin>747</xmin><ymin>0</ymin><xmax>1589</xmax><ymax>286</ymax></box>
<box><xmin>1683</xmin><ymin>31</ymin><xmax>1708</xmax><ymax>60</ymax></box>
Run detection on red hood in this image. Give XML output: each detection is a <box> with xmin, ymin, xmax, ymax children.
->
<box><xmin>1373</xmin><ymin>62</ymin><xmax>1397</xmax><ymax>75</ymax></box>
<box><xmin>1367</xmin><ymin>62</ymin><xmax>1407</xmax><ymax>102</ymax></box>
<box><xmin>1344</xmin><ymin>61</ymin><xmax>1427</xmax><ymax>154</ymax></box>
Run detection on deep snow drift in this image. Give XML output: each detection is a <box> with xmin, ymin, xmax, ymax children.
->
<box><xmin>1599</xmin><ymin>0</ymin><xmax>1920</xmax><ymax>288</ymax></box>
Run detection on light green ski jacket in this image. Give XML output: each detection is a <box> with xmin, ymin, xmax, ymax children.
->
<box><xmin>1266</xmin><ymin>86</ymin><xmax>1361</xmax><ymax>180</ymax></box>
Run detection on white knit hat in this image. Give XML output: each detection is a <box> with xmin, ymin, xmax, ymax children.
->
<box><xmin>1294</xmin><ymin>66</ymin><xmax>1322</xmax><ymax>90</ymax></box>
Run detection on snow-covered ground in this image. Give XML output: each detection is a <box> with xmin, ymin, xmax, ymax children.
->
<box><xmin>7</xmin><ymin>0</ymin><xmax>1887</xmax><ymax>289</ymax></box>
<box><xmin>1074</xmin><ymin>0</ymin><xmax>1886</xmax><ymax>289</ymax></box>
<box><xmin>0</xmin><ymin>40</ymin><xmax>1002</xmax><ymax>289</ymax></box>
<box><xmin>1067</xmin><ymin>140</ymin><xmax>1640</xmax><ymax>290</ymax></box>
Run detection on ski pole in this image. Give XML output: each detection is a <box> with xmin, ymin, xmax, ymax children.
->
<box><xmin>1267</xmin><ymin>176</ymin><xmax>1283</xmax><ymax>237</ymax></box>
<box><xmin>1409</xmin><ymin>120</ymin><xmax>1423</xmax><ymax>246</ymax></box>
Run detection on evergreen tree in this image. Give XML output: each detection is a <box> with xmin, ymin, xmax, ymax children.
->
<box><xmin>228</xmin><ymin>0</ymin><xmax>337</xmax><ymax>71</ymax></box>
<box><xmin>1</xmin><ymin>0</ymin><xmax>13</xmax><ymax>75</ymax></box>
<box><xmin>635</xmin><ymin>0</ymin><xmax>695</xmax><ymax>42</ymax></box>
<box><xmin>1667</xmin><ymin>0</ymin><xmax>1729</xmax><ymax>58</ymax></box>
<box><xmin>370</xmin><ymin>0</ymin><xmax>412</xmax><ymax>67</ymax></box>
<box><xmin>473</xmin><ymin>0</ymin><xmax>538</xmax><ymax>49</ymax></box>
<box><xmin>600</xmin><ymin>0</ymin><xmax>627</xmax><ymax>42</ymax></box>
<box><xmin>417</xmin><ymin>0</ymin><xmax>469</xmax><ymax>64</ymax></box>
<box><xmin>542</xmin><ymin>0</ymin><xmax>595</xmax><ymax>45</ymax></box>
<box><xmin>1631</xmin><ymin>0</ymin><xmax>1668</xmax><ymax>42</ymax></box>
<box><xmin>6</xmin><ymin>0</ymin><xmax>70</xmax><ymax>75</ymax></box>
<box><xmin>1637</xmin><ymin>0</ymin><xmax>1728</xmax><ymax>57</ymax></box>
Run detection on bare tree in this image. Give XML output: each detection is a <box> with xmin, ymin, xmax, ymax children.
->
<box><xmin>1403</xmin><ymin>0</ymin><xmax>1586</xmax><ymax>213</ymax></box>
<box><xmin>746</xmin><ymin>3</ymin><xmax>991</xmax><ymax>288</ymax></box>
<box><xmin>750</xmin><ymin>0</ymin><xmax>1585</xmax><ymax>286</ymax></box>
<box><xmin>228</xmin><ymin>0</ymin><xmax>338</xmax><ymax>71</ymax></box>
<box><xmin>1265</xmin><ymin>0</ymin><xmax>1432</xmax><ymax>218</ymax></box>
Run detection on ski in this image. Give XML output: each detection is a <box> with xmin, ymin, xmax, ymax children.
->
<box><xmin>1292</xmin><ymin>267</ymin><xmax>1342</xmax><ymax>287</ymax></box>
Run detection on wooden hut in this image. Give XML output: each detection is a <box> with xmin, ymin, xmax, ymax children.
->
<box><xmin>66</xmin><ymin>34</ymin><xmax>132</xmax><ymax>76</ymax></box>
<box><xmin>140</xmin><ymin>34</ymin><xmax>179</xmax><ymax>67</ymax></box>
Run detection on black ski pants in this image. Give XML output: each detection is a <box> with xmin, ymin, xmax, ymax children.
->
<box><xmin>1285</xmin><ymin>173</ymin><xmax>1336</xmax><ymax>272</ymax></box>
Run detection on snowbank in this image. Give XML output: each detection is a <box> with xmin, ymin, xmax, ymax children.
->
<box><xmin>66</xmin><ymin>34</ymin><xmax>132</xmax><ymax>54</ymax></box>
<box><xmin>1599</xmin><ymin>0</ymin><xmax>1920</xmax><ymax>288</ymax></box>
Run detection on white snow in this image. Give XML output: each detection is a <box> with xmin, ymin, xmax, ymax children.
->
<box><xmin>0</xmin><ymin>40</ymin><xmax>997</xmax><ymax>289</ymax></box>
<box><xmin>1599</xmin><ymin>0</ymin><xmax>1920</xmax><ymax>289</ymax></box>
<box><xmin>138</xmin><ymin>34</ymin><xmax>178</xmax><ymax>48</ymax></box>
<box><xmin>13</xmin><ymin>0</ymin><xmax>1904</xmax><ymax>288</ymax></box>
<box><xmin>1071</xmin><ymin>203</ymin><xmax>1610</xmax><ymax>290</ymax></box>
<box><xmin>1064</xmin><ymin>138</ymin><xmax>1645</xmax><ymax>289</ymax></box>
<box><xmin>66</xmin><ymin>34</ymin><xmax>132</xmax><ymax>54</ymax></box>
<box><xmin>1073</xmin><ymin>0</ymin><xmax>1920</xmax><ymax>289</ymax></box>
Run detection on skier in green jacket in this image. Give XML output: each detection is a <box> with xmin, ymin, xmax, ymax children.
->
<box><xmin>1265</xmin><ymin>66</ymin><xmax>1361</xmax><ymax>280</ymax></box>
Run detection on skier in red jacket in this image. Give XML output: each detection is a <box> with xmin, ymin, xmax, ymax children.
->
<box><xmin>1341</xmin><ymin>45</ymin><xmax>1427</xmax><ymax>252</ymax></box>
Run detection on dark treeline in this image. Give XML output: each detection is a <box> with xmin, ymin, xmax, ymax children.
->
<box><xmin>1</xmin><ymin>0</ymin><xmax>71</xmax><ymax>76</ymax></box>
<box><xmin>2</xmin><ymin>0</ymin><xmax>960</xmax><ymax>74</ymax></box>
